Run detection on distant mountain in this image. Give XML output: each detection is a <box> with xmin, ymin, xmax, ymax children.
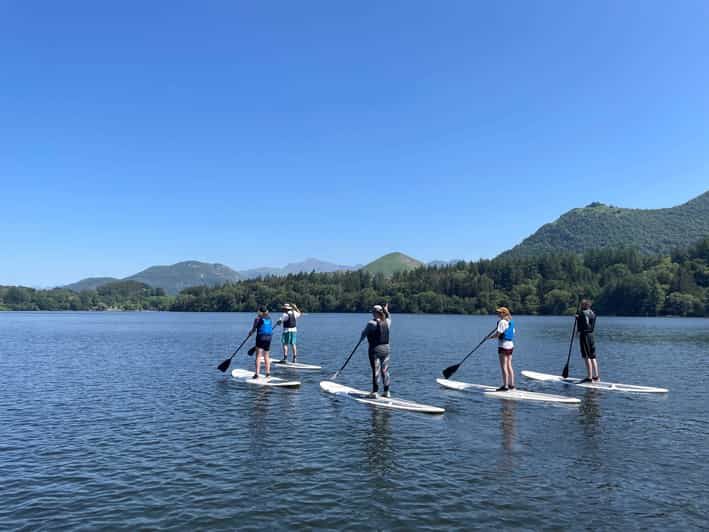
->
<box><xmin>126</xmin><ymin>261</ymin><xmax>241</xmax><ymax>295</ymax></box>
<box><xmin>64</xmin><ymin>258</ymin><xmax>360</xmax><ymax>293</ymax></box>
<box><xmin>239</xmin><ymin>258</ymin><xmax>359</xmax><ymax>279</ymax></box>
<box><xmin>362</xmin><ymin>252</ymin><xmax>423</xmax><ymax>276</ymax></box>
<box><xmin>428</xmin><ymin>259</ymin><xmax>463</xmax><ymax>267</ymax></box>
<box><xmin>64</xmin><ymin>277</ymin><xmax>120</xmax><ymax>292</ymax></box>
<box><xmin>498</xmin><ymin>191</ymin><xmax>709</xmax><ymax>259</ymax></box>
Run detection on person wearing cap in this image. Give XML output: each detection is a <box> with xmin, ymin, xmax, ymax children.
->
<box><xmin>576</xmin><ymin>299</ymin><xmax>599</xmax><ymax>382</ymax></box>
<box><xmin>275</xmin><ymin>303</ymin><xmax>302</xmax><ymax>363</ymax></box>
<box><xmin>488</xmin><ymin>306</ymin><xmax>515</xmax><ymax>391</ymax></box>
<box><xmin>361</xmin><ymin>303</ymin><xmax>392</xmax><ymax>398</ymax></box>
<box><xmin>248</xmin><ymin>306</ymin><xmax>273</xmax><ymax>378</ymax></box>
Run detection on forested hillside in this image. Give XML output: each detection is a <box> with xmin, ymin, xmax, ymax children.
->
<box><xmin>499</xmin><ymin>191</ymin><xmax>709</xmax><ymax>259</ymax></box>
<box><xmin>5</xmin><ymin>239</ymin><xmax>707</xmax><ymax>317</ymax></box>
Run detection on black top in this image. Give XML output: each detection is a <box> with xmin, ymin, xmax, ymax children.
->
<box><xmin>576</xmin><ymin>309</ymin><xmax>596</xmax><ymax>334</ymax></box>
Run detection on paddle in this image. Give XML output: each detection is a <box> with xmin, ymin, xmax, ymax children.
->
<box><xmin>330</xmin><ymin>337</ymin><xmax>364</xmax><ymax>380</ymax></box>
<box><xmin>441</xmin><ymin>327</ymin><xmax>497</xmax><ymax>380</ymax></box>
<box><xmin>216</xmin><ymin>335</ymin><xmax>250</xmax><ymax>372</ymax></box>
<box><xmin>561</xmin><ymin>305</ymin><xmax>580</xmax><ymax>378</ymax></box>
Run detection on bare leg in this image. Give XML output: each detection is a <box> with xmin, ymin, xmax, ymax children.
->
<box><xmin>255</xmin><ymin>351</ymin><xmax>262</xmax><ymax>376</ymax></box>
<box><xmin>591</xmin><ymin>359</ymin><xmax>599</xmax><ymax>379</ymax></box>
<box><xmin>282</xmin><ymin>342</ymin><xmax>288</xmax><ymax>360</ymax></box>
<box><xmin>292</xmin><ymin>344</ymin><xmax>297</xmax><ymax>362</ymax></box>
<box><xmin>584</xmin><ymin>358</ymin><xmax>593</xmax><ymax>379</ymax></box>
<box><xmin>498</xmin><ymin>353</ymin><xmax>507</xmax><ymax>387</ymax></box>
<box><xmin>264</xmin><ymin>351</ymin><xmax>270</xmax><ymax>375</ymax></box>
<box><xmin>506</xmin><ymin>356</ymin><xmax>514</xmax><ymax>387</ymax></box>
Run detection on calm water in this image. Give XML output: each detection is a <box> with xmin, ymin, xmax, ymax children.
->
<box><xmin>1</xmin><ymin>312</ymin><xmax>707</xmax><ymax>530</ymax></box>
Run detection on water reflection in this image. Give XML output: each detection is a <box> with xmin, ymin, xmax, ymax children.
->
<box><xmin>364</xmin><ymin>409</ymin><xmax>394</xmax><ymax>475</ymax></box>
<box><xmin>579</xmin><ymin>389</ymin><xmax>603</xmax><ymax>462</ymax></box>
<box><xmin>498</xmin><ymin>400</ymin><xmax>517</xmax><ymax>472</ymax></box>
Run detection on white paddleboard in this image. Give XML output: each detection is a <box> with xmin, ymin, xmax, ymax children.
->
<box><xmin>436</xmin><ymin>378</ymin><xmax>580</xmax><ymax>404</ymax></box>
<box><xmin>270</xmin><ymin>359</ymin><xmax>322</xmax><ymax>370</ymax></box>
<box><xmin>521</xmin><ymin>370</ymin><xmax>668</xmax><ymax>393</ymax></box>
<box><xmin>231</xmin><ymin>368</ymin><xmax>301</xmax><ymax>388</ymax></box>
<box><xmin>320</xmin><ymin>381</ymin><xmax>445</xmax><ymax>414</ymax></box>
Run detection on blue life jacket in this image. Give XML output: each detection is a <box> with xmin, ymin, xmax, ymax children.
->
<box><xmin>258</xmin><ymin>317</ymin><xmax>272</xmax><ymax>336</ymax></box>
<box><xmin>501</xmin><ymin>319</ymin><xmax>515</xmax><ymax>341</ymax></box>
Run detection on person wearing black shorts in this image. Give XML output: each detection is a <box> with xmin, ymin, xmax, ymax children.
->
<box><xmin>248</xmin><ymin>306</ymin><xmax>273</xmax><ymax>378</ymax></box>
<box><xmin>576</xmin><ymin>299</ymin><xmax>599</xmax><ymax>382</ymax></box>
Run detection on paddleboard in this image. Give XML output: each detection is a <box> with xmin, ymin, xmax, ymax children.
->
<box><xmin>521</xmin><ymin>370</ymin><xmax>668</xmax><ymax>393</ymax></box>
<box><xmin>231</xmin><ymin>368</ymin><xmax>301</xmax><ymax>388</ymax></box>
<box><xmin>436</xmin><ymin>378</ymin><xmax>580</xmax><ymax>404</ymax></box>
<box><xmin>319</xmin><ymin>381</ymin><xmax>445</xmax><ymax>414</ymax></box>
<box><xmin>270</xmin><ymin>359</ymin><xmax>322</xmax><ymax>370</ymax></box>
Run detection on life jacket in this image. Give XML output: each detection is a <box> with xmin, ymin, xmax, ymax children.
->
<box><xmin>283</xmin><ymin>311</ymin><xmax>296</xmax><ymax>329</ymax></box>
<box><xmin>501</xmin><ymin>319</ymin><xmax>515</xmax><ymax>341</ymax></box>
<box><xmin>257</xmin><ymin>317</ymin><xmax>272</xmax><ymax>336</ymax></box>
<box><xmin>367</xmin><ymin>319</ymin><xmax>389</xmax><ymax>347</ymax></box>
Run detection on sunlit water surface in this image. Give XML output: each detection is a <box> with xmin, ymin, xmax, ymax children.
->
<box><xmin>1</xmin><ymin>312</ymin><xmax>707</xmax><ymax>530</ymax></box>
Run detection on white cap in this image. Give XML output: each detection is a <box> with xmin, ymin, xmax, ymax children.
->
<box><xmin>283</xmin><ymin>303</ymin><xmax>292</xmax><ymax>310</ymax></box>
<box><xmin>373</xmin><ymin>304</ymin><xmax>383</xmax><ymax>312</ymax></box>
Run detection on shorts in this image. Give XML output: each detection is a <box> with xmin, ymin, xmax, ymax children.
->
<box><xmin>580</xmin><ymin>334</ymin><xmax>596</xmax><ymax>359</ymax></box>
<box><xmin>498</xmin><ymin>347</ymin><xmax>514</xmax><ymax>356</ymax></box>
<box><xmin>282</xmin><ymin>331</ymin><xmax>297</xmax><ymax>345</ymax></box>
<box><xmin>255</xmin><ymin>335</ymin><xmax>272</xmax><ymax>351</ymax></box>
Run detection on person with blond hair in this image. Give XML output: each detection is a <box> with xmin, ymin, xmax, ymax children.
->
<box><xmin>488</xmin><ymin>306</ymin><xmax>515</xmax><ymax>391</ymax></box>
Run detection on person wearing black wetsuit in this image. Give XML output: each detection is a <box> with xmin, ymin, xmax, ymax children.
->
<box><xmin>576</xmin><ymin>299</ymin><xmax>599</xmax><ymax>382</ymax></box>
<box><xmin>361</xmin><ymin>303</ymin><xmax>391</xmax><ymax>398</ymax></box>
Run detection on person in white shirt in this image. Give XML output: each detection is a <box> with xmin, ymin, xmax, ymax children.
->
<box><xmin>276</xmin><ymin>303</ymin><xmax>302</xmax><ymax>363</ymax></box>
<box><xmin>488</xmin><ymin>306</ymin><xmax>516</xmax><ymax>391</ymax></box>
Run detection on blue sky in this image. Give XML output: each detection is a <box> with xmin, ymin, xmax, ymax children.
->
<box><xmin>1</xmin><ymin>1</ymin><xmax>708</xmax><ymax>286</ymax></box>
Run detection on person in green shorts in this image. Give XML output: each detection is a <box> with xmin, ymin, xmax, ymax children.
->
<box><xmin>276</xmin><ymin>303</ymin><xmax>302</xmax><ymax>363</ymax></box>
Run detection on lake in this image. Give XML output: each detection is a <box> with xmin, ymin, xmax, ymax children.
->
<box><xmin>1</xmin><ymin>312</ymin><xmax>707</xmax><ymax>530</ymax></box>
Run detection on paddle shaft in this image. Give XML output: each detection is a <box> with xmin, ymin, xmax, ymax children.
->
<box><xmin>332</xmin><ymin>337</ymin><xmax>364</xmax><ymax>379</ymax></box>
<box><xmin>562</xmin><ymin>305</ymin><xmax>581</xmax><ymax>377</ymax></box>
<box><xmin>217</xmin><ymin>335</ymin><xmax>251</xmax><ymax>372</ymax></box>
<box><xmin>458</xmin><ymin>327</ymin><xmax>498</xmax><ymax>366</ymax></box>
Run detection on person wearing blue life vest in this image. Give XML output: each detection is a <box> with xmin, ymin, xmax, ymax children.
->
<box><xmin>488</xmin><ymin>306</ymin><xmax>515</xmax><ymax>391</ymax></box>
<box><xmin>248</xmin><ymin>306</ymin><xmax>273</xmax><ymax>378</ymax></box>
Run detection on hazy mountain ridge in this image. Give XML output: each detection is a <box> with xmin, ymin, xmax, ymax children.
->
<box><xmin>498</xmin><ymin>190</ymin><xmax>709</xmax><ymax>259</ymax></box>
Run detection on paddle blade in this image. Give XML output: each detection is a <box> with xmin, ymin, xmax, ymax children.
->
<box><xmin>217</xmin><ymin>358</ymin><xmax>231</xmax><ymax>373</ymax></box>
<box><xmin>330</xmin><ymin>371</ymin><xmax>340</xmax><ymax>380</ymax></box>
<box><xmin>442</xmin><ymin>364</ymin><xmax>460</xmax><ymax>380</ymax></box>
<box><xmin>247</xmin><ymin>346</ymin><xmax>256</xmax><ymax>357</ymax></box>
<box><xmin>561</xmin><ymin>363</ymin><xmax>570</xmax><ymax>379</ymax></box>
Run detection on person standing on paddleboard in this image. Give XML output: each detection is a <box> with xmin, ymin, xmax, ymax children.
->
<box><xmin>361</xmin><ymin>303</ymin><xmax>391</xmax><ymax>398</ymax></box>
<box><xmin>576</xmin><ymin>299</ymin><xmax>599</xmax><ymax>382</ymax></box>
<box><xmin>488</xmin><ymin>306</ymin><xmax>515</xmax><ymax>391</ymax></box>
<box><xmin>248</xmin><ymin>306</ymin><xmax>273</xmax><ymax>378</ymax></box>
<box><xmin>276</xmin><ymin>303</ymin><xmax>301</xmax><ymax>363</ymax></box>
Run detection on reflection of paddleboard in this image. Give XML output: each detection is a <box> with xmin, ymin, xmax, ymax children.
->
<box><xmin>521</xmin><ymin>370</ymin><xmax>668</xmax><ymax>393</ymax></box>
<box><xmin>231</xmin><ymin>368</ymin><xmax>300</xmax><ymax>388</ymax></box>
<box><xmin>270</xmin><ymin>359</ymin><xmax>322</xmax><ymax>370</ymax></box>
<box><xmin>320</xmin><ymin>381</ymin><xmax>444</xmax><ymax>414</ymax></box>
<box><xmin>436</xmin><ymin>378</ymin><xmax>580</xmax><ymax>404</ymax></box>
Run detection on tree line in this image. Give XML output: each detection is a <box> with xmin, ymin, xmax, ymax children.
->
<box><xmin>2</xmin><ymin>239</ymin><xmax>708</xmax><ymax>316</ymax></box>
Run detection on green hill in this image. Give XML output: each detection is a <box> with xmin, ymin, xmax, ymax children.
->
<box><xmin>63</xmin><ymin>277</ymin><xmax>120</xmax><ymax>292</ymax></box>
<box><xmin>362</xmin><ymin>252</ymin><xmax>423</xmax><ymax>276</ymax></box>
<box><xmin>499</xmin><ymin>191</ymin><xmax>709</xmax><ymax>259</ymax></box>
<box><xmin>126</xmin><ymin>261</ymin><xmax>241</xmax><ymax>295</ymax></box>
